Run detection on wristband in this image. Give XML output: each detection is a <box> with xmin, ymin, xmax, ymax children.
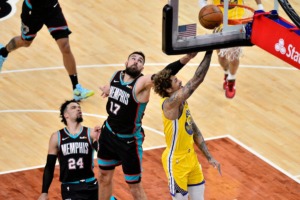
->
<box><xmin>164</xmin><ymin>60</ymin><xmax>184</xmax><ymax>75</ymax></box>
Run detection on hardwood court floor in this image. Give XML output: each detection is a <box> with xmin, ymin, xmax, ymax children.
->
<box><xmin>0</xmin><ymin>137</ymin><xmax>299</xmax><ymax>200</ymax></box>
<box><xmin>0</xmin><ymin>0</ymin><xmax>300</xmax><ymax>199</ymax></box>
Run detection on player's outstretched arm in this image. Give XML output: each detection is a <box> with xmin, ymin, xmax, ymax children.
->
<box><xmin>162</xmin><ymin>51</ymin><xmax>212</xmax><ymax>121</ymax></box>
<box><xmin>164</xmin><ymin>52</ymin><xmax>198</xmax><ymax>76</ymax></box>
<box><xmin>135</xmin><ymin>53</ymin><xmax>198</xmax><ymax>102</ymax></box>
<box><xmin>191</xmin><ymin>118</ymin><xmax>222</xmax><ymax>175</ymax></box>
<box><xmin>171</xmin><ymin>50</ymin><xmax>212</xmax><ymax>106</ymax></box>
<box><xmin>137</xmin><ymin>52</ymin><xmax>198</xmax><ymax>94</ymax></box>
<box><xmin>99</xmin><ymin>85</ymin><xmax>110</xmax><ymax>98</ymax></box>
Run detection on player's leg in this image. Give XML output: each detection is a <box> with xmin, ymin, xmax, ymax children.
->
<box><xmin>121</xmin><ymin>131</ymin><xmax>147</xmax><ymax>199</ymax></box>
<box><xmin>226</xmin><ymin>57</ymin><xmax>239</xmax><ymax>98</ymax></box>
<box><xmin>46</xmin><ymin>3</ymin><xmax>94</xmax><ymax>100</ymax></box>
<box><xmin>188</xmin><ymin>184</ymin><xmax>205</xmax><ymax>200</ymax></box>
<box><xmin>187</xmin><ymin>156</ymin><xmax>205</xmax><ymax>200</ymax></box>
<box><xmin>218</xmin><ymin>47</ymin><xmax>242</xmax><ymax>98</ymax></box>
<box><xmin>97</xmin><ymin>126</ymin><xmax>121</xmax><ymax>200</ymax></box>
<box><xmin>98</xmin><ymin>169</ymin><xmax>118</xmax><ymax>200</ymax></box>
<box><xmin>0</xmin><ymin>1</ymin><xmax>40</xmax><ymax>71</ymax></box>
<box><xmin>98</xmin><ymin>168</ymin><xmax>115</xmax><ymax>200</ymax></box>
<box><xmin>171</xmin><ymin>192</ymin><xmax>189</xmax><ymax>200</ymax></box>
<box><xmin>162</xmin><ymin>150</ymin><xmax>190</xmax><ymax>200</ymax></box>
<box><xmin>217</xmin><ymin>49</ymin><xmax>229</xmax><ymax>90</ymax></box>
<box><xmin>56</xmin><ymin>38</ymin><xmax>76</xmax><ymax>75</ymax></box>
<box><xmin>128</xmin><ymin>182</ymin><xmax>147</xmax><ymax>200</ymax></box>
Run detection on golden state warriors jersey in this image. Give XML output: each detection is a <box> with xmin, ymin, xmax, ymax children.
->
<box><xmin>161</xmin><ymin>98</ymin><xmax>194</xmax><ymax>153</ymax></box>
<box><xmin>213</xmin><ymin>0</ymin><xmax>245</xmax><ymax>19</ymax></box>
<box><xmin>161</xmin><ymin>98</ymin><xmax>204</xmax><ymax>195</ymax></box>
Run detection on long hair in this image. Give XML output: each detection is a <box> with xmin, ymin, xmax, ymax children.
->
<box><xmin>153</xmin><ymin>69</ymin><xmax>173</xmax><ymax>98</ymax></box>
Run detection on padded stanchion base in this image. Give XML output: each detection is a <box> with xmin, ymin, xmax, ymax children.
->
<box><xmin>251</xmin><ymin>10</ymin><xmax>300</xmax><ymax>70</ymax></box>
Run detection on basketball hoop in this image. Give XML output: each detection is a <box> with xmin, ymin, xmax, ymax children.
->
<box><xmin>162</xmin><ymin>0</ymin><xmax>255</xmax><ymax>55</ymax></box>
<box><xmin>217</xmin><ymin>4</ymin><xmax>255</xmax><ymax>25</ymax></box>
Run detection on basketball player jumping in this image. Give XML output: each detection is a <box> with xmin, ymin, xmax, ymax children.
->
<box><xmin>97</xmin><ymin>51</ymin><xmax>198</xmax><ymax>200</ymax></box>
<box><xmin>0</xmin><ymin>0</ymin><xmax>94</xmax><ymax>101</ymax></box>
<box><xmin>153</xmin><ymin>51</ymin><xmax>221</xmax><ymax>200</ymax></box>
<box><xmin>199</xmin><ymin>0</ymin><xmax>264</xmax><ymax>98</ymax></box>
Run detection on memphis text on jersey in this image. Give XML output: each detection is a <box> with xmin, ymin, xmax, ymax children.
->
<box><xmin>61</xmin><ymin>142</ymin><xmax>89</xmax><ymax>156</ymax></box>
<box><xmin>109</xmin><ymin>86</ymin><xmax>130</xmax><ymax>105</ymax></box>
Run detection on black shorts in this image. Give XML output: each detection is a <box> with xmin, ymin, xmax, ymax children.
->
<box><xmin>61</xmin><ymin>179</ymin><xmax>98</xmax><ymax>200</ymax></box>
<box><xmin>97</xmin><ymin>123</ymin><xmax>145</xmax><ymax>184</ymax></box>
<box><xmin>20</xmin><ymin>2</ymin><xmax>71</xmax><ymax>41</ymax></box>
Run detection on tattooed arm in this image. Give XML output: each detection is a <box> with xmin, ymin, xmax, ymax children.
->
<box><xmin>183</xmin><ymin>50</ymin><xmax>213</xmax><ymax>99</ymax></box>
<box><xmin>191</xmin><ymin>117</ymin><xmax>221</xmax><ymax>174</ymax></box>
<box><xmin>163</xmin><ymin>51</ymin><xmax>213</xmax><ymax>120</ymax></box>
<box><xmin>191</xmin><ymin>120</ymin><xmax>213</xmax><ymax>161</ymax></box>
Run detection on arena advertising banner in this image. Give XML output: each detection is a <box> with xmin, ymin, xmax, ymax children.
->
<box><xmin>251</xmin><ymin>12</ymin><xmax>300</xmax><ymax>70</ymax></box>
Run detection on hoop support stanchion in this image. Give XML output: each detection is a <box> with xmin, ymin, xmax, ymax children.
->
<box><xmin>251</xmin><ymin>11</ymin><xmax>300</xmax><ymax>70</ymax></box>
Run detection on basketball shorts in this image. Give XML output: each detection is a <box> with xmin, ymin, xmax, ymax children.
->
<box><xmin>97</xmin><ymin>123</ymin><xmax>145</xmax><ymax>184</ymax></box>
<box><xmin>162</xmin><ymin>149</ymin><xmax>205</xmax><ymax>196</ymax></box>
<box><xmin>61</xmin><ymin>179</ymin><xmax>98</xmax><ymax>200</ymax></box>
<box><xmin>21</xmin><ymin>1</ymin><xmax>71</xmax><ymax>41</ymax></box>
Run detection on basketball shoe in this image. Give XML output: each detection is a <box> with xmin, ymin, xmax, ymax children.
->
<box><xmin>223</xmin><ymin>74</ymin><xmax>228</xmax><ymax>90</ymax></box>
<box><xmin>73</xmin><ymin>84</ymin><xmax>95</xmax><ymax>101</ymax></box>
<box><xmin>0</xmin><ymin>44</ymin><xmax>7</xmax><ymax>72</ymax></box>
<box><xmin>225</xmin><ymin>79</ymin><xmax>236</xmax><ymax>99</ymax></box>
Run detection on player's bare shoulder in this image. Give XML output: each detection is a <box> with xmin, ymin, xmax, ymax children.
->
<box><xmin>135</xmin><ymin>74</ymin><xmax>153</xmax><ymax>92</ymax></box>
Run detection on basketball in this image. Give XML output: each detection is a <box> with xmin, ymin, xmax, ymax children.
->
<box><xmin>198</xmin><ymin>5</ymin><xmax>223</xmax><ymax>29</ymax></box>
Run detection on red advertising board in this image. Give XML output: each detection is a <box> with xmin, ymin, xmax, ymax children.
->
<box><xmin>251</xmin><ymin>12</ymin><xmax>300</xmax><ymax>70</ymax></box>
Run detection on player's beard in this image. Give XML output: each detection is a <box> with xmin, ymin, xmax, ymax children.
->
<box><xmin>125</xmin><ymin>65</ymin><xmax>141</xmax><ymax>78</ymax></box>
<box><xmin>76</xmin><ymin>116</ymin><xmax>83</xmax><ymax>123</ymax></box>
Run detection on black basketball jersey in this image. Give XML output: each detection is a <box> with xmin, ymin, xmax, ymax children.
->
<box><xmin>106</xmin><ymin>70</ymin><xmax>148</xmax><ymax>135</ymax></box>
<box><xmin>58</xmin><ymin>126</ymin><xmax>95</xmax><ymax>183</ymax></box>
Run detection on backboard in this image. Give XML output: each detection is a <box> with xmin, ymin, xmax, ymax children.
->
<box><xmin>162</xmin><ymin>0</ymin><xmax>299</xmax><ymax>55</ymax></box>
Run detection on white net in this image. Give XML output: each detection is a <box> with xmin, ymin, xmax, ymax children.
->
<box><xmin>218</xmin><ymin>47</ymin><xmax>243</xmax><ymax>61</ymax></box>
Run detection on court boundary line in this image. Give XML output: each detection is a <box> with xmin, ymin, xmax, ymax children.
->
<box><xmin>0</xmin><ymin>63</ymin><xmax>297</xmax><ymax>74</ymax></box>
<box><xmin>225</xmin><ymin>135</ymin><xmax>300</xmax><ymax>184</ymax></box>
<box><xmin>0</xmin><ymin>110</ymin><xmax>298</xmax><ymax>184</ymax></box>
<box><xmin>0</xmin><ymin>0</ymin><xmax>19</xmax><ymax>22</ymax></box>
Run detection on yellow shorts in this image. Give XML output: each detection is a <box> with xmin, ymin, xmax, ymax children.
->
<box><xmin>162</xmin><ymin>149</ymin><xmax>204</xmax><ymax>195</ymax></box>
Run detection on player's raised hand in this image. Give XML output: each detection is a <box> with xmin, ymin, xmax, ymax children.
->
<box><xmin>99</xmin><ymin>85</ymin><xmax>110</xmax><ymax>98</ymax></box>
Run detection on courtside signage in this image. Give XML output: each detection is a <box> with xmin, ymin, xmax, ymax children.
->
<box><xmin>275</xmin><ymin>39</ymin><xmax>300</xmax><ymax>65</ymax></box>
<box><xmin>251</xmin><ymin>12</ymin><xmax>300</xmax><ymax>70</ymax></box>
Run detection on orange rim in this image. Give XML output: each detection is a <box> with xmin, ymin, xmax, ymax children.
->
<box><xmin>217</xmin><ymin>4</ymin><xmax>255</xmax><ymax>25</ymax></box>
